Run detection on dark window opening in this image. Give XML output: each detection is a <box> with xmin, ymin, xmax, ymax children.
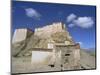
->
<box><xmin>61</xmin><ymin>64</ymin><xmax>63</xmax><ymax>67</ymax></box>
<box><xmin>48</xmin><ymin>64</ymin><xmax>55</xmax><ymax>67</ymax></box>
<box><xmin>65</xmin><ymin>54</ymin><xmax>70</xmax><ymax>56</ymax></box>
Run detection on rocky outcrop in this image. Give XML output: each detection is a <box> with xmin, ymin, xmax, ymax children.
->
<box><xmin>12</xmin><ymin>22</ymin><xmax>74</xmax><ymax>57</ymax></box>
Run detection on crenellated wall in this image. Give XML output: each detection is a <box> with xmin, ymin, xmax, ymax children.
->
<box><xmin>34</xmin><ymin>22</ymin><xmax>66</xmax><ymax>38</ymax></box>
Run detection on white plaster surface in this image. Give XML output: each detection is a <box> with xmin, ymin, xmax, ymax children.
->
<box><xmin>32</xmin><ymin>51</ymin><xmax>52</xmax><ymax>64</ymax></box>
<box><xmin>12</xmin><ymin>29</ymin><xmax>27</xmax><ymax>43</ymax></box>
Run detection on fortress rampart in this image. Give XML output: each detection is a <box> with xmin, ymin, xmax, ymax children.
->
<box><xmin>34</xmin><ymin>22</ymin><xmax>66</xmax><ymax>38</ymax></box>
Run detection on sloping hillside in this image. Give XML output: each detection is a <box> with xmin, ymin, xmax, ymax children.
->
<box><xmin>12</xmin><ymin>33</ymin><xmax>49</xmax><ymax>56</ymax></box>
<box><xmin>80</xmin><ymin>49</ymin><xmax>96</xmax><ymax>69</ymax></box>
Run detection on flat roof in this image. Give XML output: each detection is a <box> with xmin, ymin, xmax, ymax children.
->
<box><xmin>55</xmin><ymin>43</ymin><xmax>80</xmax><ymax>49</ymax></box>
<box><xmin>29</xmin><ymin>48</ymin><xmax>53</xmax><ymax>52</ymax></box>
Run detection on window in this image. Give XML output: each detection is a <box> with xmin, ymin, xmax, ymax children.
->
<box><xmin>65</xmin><ymin>54</ymin><xmax>70</xmax><ymax>56</ymax></box>
<box><xmin>48</xmin><ymin>64</ymin><xmax>55</xmax><ymax>67</ymax></box>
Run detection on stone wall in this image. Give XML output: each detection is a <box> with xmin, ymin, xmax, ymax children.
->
<box><xmin>54</xmin><ymin>44</ymin><xmax>80</xmax><ymax>70</ymax></box>
<box><xmin>34</xmin><ymin>22</ymin><xmax>66</xmax><ymax>38</ymax></box>
<box><xmin>30</xmin><ymin>43</ymin><xmax>80</xmax><ymax>70</ymax></box>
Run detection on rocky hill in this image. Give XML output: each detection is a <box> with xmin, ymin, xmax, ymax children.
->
<box><xmin>12</xmin><ymin>22</ymin><xmax>96</xmax><ymax>72</ymax></box>
<box><xmin>12</xmin><ymin>22</ymin><xmax>74</xmax><ymax>57</ymax></box>
<box><xmin>80</xmin><ymin>49</ymin><xmax>96</xmax><ymax>69</ymax></box>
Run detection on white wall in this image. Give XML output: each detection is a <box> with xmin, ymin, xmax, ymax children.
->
<box><xmin>48</xmin><ymin>43</ymin><xmax>54</xmax><ymax>49</ymax></box>
<box><xmin>31</xmin><ymin>51</ymin><xmax>52</xmax><ymax>64</ymax></box>
<box><xmin>12</xmin><ymin>29</ymin><xmax>27</xmax><ymax>43</ymax></box>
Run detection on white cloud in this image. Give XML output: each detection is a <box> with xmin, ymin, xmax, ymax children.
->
<box><xmin>68</xmin><ymin>23</ymin><xmax>75</xmax><ymax>28</ymax></box>
<box><xmin>73</xmin><ymin>17</ymin><xmax>94</xmax><ymax>28</ymax></box>
<box><xmin>66</xmin><ymin>13</ymin><xmax>77</xmax><ymax>22</ymax></box>
<box><xmin>77</xmin><ymin>42</ymin><xmax>83</xmax><ymax>45</ymax></box>
<box><xmin>25</xmin><ymin>8</ymin><xmax>41</xmax><ymax>20</ymax></box>
<box><xmin>66</xmin><ymin>13</ymin><xmax>94</xmax><ymax>28</ymax></box>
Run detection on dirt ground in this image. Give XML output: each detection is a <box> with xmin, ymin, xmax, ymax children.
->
<box><xmin>11</xmin><ymin>49</ymin><xmax>96</xmax><ymax>74</ymax></box>
<box><xmin>12</xmin><ymin>56</ymin><xmax>63</xmax><ymax>74</ymax></box>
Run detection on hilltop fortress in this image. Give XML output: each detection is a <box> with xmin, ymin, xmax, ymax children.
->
<box><xmin>35</xmin><ymin>22</ymin><xmax>65</xmax><ymax>32</ymax></box>
<box><xmin>12</xmin><ymin>22</ymin><xmax>73</xmax><ymax>43</ymax></box>
<box><xmin>34</xmin><ymin>22</ymin><xmax>72</xmax><ymax>39</ymax></box>
<box><xmin>34</xmin><ymin>22</ymin><xmax>66</xmax><ymax>37</ymax></box>
<box><xmin>12</xmin><ymin>22</ymin><xmax>81</xmax><ymax>72</ymax></box>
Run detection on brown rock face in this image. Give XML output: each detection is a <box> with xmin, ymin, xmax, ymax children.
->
<box><xmin>51</xmin><ymin>31</ymin><xmax>73</xmax><ymax>43</ymax></box>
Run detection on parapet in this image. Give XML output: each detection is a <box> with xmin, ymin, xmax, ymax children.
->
<box><xmin>34</xmin><ymin>22</ymin><xmax>66</xmax><ymax>33</ymax></box>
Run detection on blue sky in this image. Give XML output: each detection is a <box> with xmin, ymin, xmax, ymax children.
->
<box><xmin>12</xmin><ymin>1</ymin><xmax>96</xmax><ymax>49</ymax></box>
